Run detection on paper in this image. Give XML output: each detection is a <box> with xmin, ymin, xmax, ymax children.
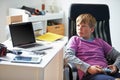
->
<box><xmin>0</xmin><ymin>53</ymin><xmax>16</xmax><ymax>61</ymax></box>
<box><xmin>36</xmin><ymin>32</ymin><xmax>64</xmax><ymax>42</ymax></box>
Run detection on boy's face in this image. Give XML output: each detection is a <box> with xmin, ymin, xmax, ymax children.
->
<box><xmin>76</xmin><ymin>22</ymin><xmax>94</xmax><ymax>39</ymax></box>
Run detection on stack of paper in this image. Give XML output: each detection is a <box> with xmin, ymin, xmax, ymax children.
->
<box><xmin>36</xmin><ymin>32</ymin><xmax>64</xmax><ymax>42</ymax></box>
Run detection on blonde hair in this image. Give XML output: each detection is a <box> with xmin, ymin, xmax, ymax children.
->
<box><xmin>76</xmin><ymin>13</ymin><xmax>96</xmax><ymax>28</ymax></box>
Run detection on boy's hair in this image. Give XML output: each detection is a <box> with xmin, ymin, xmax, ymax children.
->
<box><xmin>76</xmin><ymin>13</ymin><xmax>96</xmax><ymax>28</ymax></box>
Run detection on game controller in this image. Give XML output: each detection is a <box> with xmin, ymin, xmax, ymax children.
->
<box><xmin>102</xmin><ymin>68</ymin><xmax>112</xmax><ymax>74</ymax></box>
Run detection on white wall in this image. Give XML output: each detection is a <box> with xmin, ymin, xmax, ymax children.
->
<box><xmin>0</xmin><ymin>0</ymin><xmax>120</xmax><ymax>51</ymax></box>
<box><xmin>0</xmin><ymin>0</ymin><xmax>44</xmax><ymax>42</ymax></box>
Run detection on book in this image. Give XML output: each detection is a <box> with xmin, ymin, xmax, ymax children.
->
<box><xmin>36</xmin><ymin>32</ymin><xmax>64</xmax><ymax>42</ymax></box>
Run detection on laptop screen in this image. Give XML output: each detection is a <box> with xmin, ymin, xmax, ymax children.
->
<box><xmin>9</xmin><ymin>22</ymin><xmax>36</xmax><ymax>47</ymax></box>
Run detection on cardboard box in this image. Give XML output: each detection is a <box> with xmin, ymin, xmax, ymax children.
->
<box><xmin>47</xmin><ymin>24</ymin><xmax>64</xmax><ymax>35</ymax></box>
<box><xmin>7</xmin><ymin>15</ymin><xmax>22</xmax><ymax>24</ymax></box>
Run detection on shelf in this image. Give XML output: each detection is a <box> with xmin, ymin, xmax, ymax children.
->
<box><xmin>8</xmin><ymin>8</ymin><xmax>64</xmax><ymax>35</ymax></box>
<box><xmin>28</xmin><ymin>12</ymin><xmax>64</xmax><ymax>22</ymax></box>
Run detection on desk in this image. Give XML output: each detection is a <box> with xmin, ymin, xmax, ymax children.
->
<box><xmin>0</xmin><ymin>37</ymin><xmax>68</xmax><ymax>80</ymax></box>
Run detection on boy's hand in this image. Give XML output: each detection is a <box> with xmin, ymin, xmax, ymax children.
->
<box><xmin>87</xmin><ymin>65</ymin><xmax>103</xmax><ymax>74</ymax></box>
<box><xmin>108</xmin><ymin>65</ymin><xmax>118</xmax><ymax>73</ymax></box>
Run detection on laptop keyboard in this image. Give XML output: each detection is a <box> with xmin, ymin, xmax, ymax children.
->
<box><xmin>26</xmin><ymin>45</ymin><xmax>52</xmax><ymax>51</ymax></box>
<box><xmin>19</xmin><ymin>43</ymin><xmax>52</xmax><ymax>51</ymax></box>
<box><xmin>20</xmin><ymin>43</ymin><xmax>43</xmax><ymax>48</ymax></box>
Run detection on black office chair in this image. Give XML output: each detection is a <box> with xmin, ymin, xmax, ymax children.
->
<box><xmin>64</xmin><ymin>4</ymin><xmax>112</xmax><ymax>80</ymax></box>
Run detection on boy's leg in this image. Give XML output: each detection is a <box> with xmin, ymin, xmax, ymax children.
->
<box><xmin>111</xmin><ymin>72</ymin><xmax>120</xmax><ymax>78</ymax></box>
<box><xmin>82</xmin><ymin>74</ymin><xmax>115</xmax><ymax>80</ymax></box>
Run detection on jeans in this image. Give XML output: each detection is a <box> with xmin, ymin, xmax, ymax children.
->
<box><xmin>82</xmin><ymin>72</ymin><xmax>120</xmax><ymax>80</ymax></box>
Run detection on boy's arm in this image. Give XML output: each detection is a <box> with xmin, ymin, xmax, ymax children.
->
<box><xmin>107</xmin><ymin>48</ymin><xmax>120</xmax><ymax>70</ymax></box>
<box><xmin>64</xmin><ymin>48</ymin><xmax>90</xmax><ymax>73</ymax></box>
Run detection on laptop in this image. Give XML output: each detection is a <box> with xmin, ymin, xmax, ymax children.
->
<box><xmin>9</xmin><ymin>22</ymin><xmax>52</xmax><ymax>51</ymax></box>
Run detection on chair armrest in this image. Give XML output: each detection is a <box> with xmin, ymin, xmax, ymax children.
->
<box><xmin>64</xmin><ymin>63</ymin><xmax>79</xmax><ymax>80</ymax></box>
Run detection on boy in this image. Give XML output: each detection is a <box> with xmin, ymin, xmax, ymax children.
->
<box><xmin>65</xmin><ymin>13</ymin><xmax>120</xmax><ymax>80</ymax></box>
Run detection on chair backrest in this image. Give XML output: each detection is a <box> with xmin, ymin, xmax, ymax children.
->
<box><xmin>68</xmin><ymin>4</ymin><xmax>112</xmax><ymax>46</ymax></box>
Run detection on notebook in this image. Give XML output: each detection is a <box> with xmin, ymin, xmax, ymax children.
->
<box><xmin>9</xmin><ymin>22</ymin><xmax>52</xmax><ymax>51</ymax></box>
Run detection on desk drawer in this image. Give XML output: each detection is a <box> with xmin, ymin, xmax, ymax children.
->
<box><xmin>47</xmin><ymin>24</ymin><xmax>64</xmax><ymax>35</ymax></box>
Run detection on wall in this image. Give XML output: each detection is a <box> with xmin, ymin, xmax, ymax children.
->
<box><xmin>0</xmin><ymin>0</ymin><xmax>45</xmax><ymax>42</ymax></box>
<box><xmin>0</xmin><ymin>0</ymin><xmax>120</xmax><ymax>51</ymax></box>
